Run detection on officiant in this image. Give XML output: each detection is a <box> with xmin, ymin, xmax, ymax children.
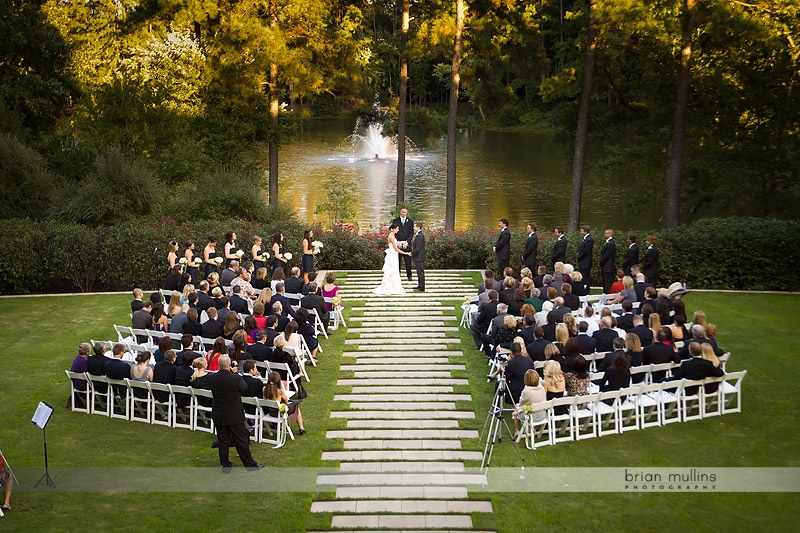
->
<box><xmin>392</xmin><ymin>207</ymin><xmax>414</xmax><ymax>282</ymax></box>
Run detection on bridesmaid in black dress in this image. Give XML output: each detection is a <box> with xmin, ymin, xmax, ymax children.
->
<box><xmin>251</xmin><ymin>235</ymin><xmax>265</xmax><ymax>272</ymax></box>
<box><xmin>203</xmin><ymin>236</ymin><xmax>218</xmax><ymax>280</ymax></box>
<box><xmin>301</xmin><ymin>228</ymin><xmax>318</xmax><ymax>284</ymax></box>
<box><xmin>271</xmin><ymin>231</ymin><xmax>287</xmax><ymax>274</ymax></box>
<box><xmin>184</xmin><ymin>240</ymin><xmax>199</xmax><ymax>284</ymax></box>
<box><xmin>223</xmin><ymin>231</ymin><xmax>239</xmax><ymax>268</ymax></box>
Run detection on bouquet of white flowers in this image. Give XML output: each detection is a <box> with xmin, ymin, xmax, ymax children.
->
<box><xmin>178</xmin><ymin>257</ymin><xmax>188</xmax><ymax>265</ymax></box>
<box><xmin>235</xmin><ymin>249</ymin><xmax>245</xmax><ymax>258</ymax></box>
<box><xmin>214</xmin><ymin>256</ymin><xmax>224</xmax><ymax>264</ymax></box>
<box><xmin>193</xmin><ymin>257</ymin><xmax>203</xmax><ymax>266</ymax></box>
<box><xmin>259</xmin><ymin>251</ymin><xmax>270</xmax><ymax>260</ymax></box>
<box><xmin>311</xmin><ymin>240</ymin><xmax>323</xmax><ymax>248</ymax></box>
<box><xmin>283</xmin><ymin>252</ymin><xmax>293</xmax><ymax>261</ymax></box>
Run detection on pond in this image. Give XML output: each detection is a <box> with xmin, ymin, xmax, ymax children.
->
<box><xmin>277</xmin><ymin>118</ymin><xmax>660</xmax><ymax>232</ymax></box>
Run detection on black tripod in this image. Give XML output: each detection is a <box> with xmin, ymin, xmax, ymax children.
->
<box><xmin>479</xmin><ymin>375</ymin><xmax>526</xmax><ymax>470</ymax></box>
<box><xmin>35</xmin><ymin>428</ymin><xmax>57</xmax><ymax>488</ymax></box>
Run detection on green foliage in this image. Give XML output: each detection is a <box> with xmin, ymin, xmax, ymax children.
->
<box><xmin>312</xmin><ymin>225</ymin><xmax>384</xmax><ymax>271</ymax></box>
<box><xmin>170</xmin><ymin>165</ymin><xmax>270</xmax><ymax>222</ymax></box>
<box><xmin>51</xmin><ymin>145</ymin><xmax>164</xmax><ymax>225</ymax></box>
<box><xmin>0</xmin><ymin>133</ymin><xmax>57</xmax><ymax>219</ymax></box>
<box><xmin>314</xmin><ymin>174</ymin><xmax>358</xmax><ymax>226</ymax></box>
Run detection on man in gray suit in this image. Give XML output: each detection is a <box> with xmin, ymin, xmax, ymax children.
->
<box><xmin>412</xmin><ymin>222</ymin><xmax>426</xmax><ymax>292</ymax></box>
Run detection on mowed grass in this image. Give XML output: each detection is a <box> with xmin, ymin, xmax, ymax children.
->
<box><xmin>0</xmin><ymin>281</ymin><xmax>798</xmax><ymax>531</ymax></box>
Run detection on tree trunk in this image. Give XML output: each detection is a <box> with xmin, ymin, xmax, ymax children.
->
<box><xmin>664</xmin><ymin>0</ymin><xmax>696</xmax><ymax>228</ymax></box>
<box><xmin>268</xmin><ymin>0</ymin><xmax>279</xmax><ymax>207</ymax></box>
<box><xmin>396</xmin><ymin>0</ymin><xmax>410</xmax><ymax>204</ymax></box>
<box><xmin>445</xmin><ymin>0</ymin><xmax>464</xmax><ymax>231</ymax></box>
<box><xmin>568</xmin><ymin>0</ymin><xmax>597</xmax><ymax>233</ymax></box>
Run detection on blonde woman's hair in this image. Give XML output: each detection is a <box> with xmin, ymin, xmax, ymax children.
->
<box><xmin>503</xmin><ymin>314</ymin><xmax>516</xmax><ymax>328</ymax></box>
<box><xmin>626</xmin><ymin>332</ymin><xmax>642</xmax><ymax>352</ymax></box>
<box><xmin>512</xmin><ymin>336</ymin><xmax>528</xmax><ymax>357</ymax></box>
<box><xmin>524</xmin><ymin>369</ymin><xmax>540</xmax><ymax>387</ymax></box>
<box><xmin>555</xmin><ymin>323</ymin><xmax>569</xmax><ymax>345</ymax></box>
<box><xmin>622</xmin><ymin>276</ymin><xmax>634</xmax><ymax>291</ymax></box>
<box><xmin>701</xmin><ymin>343</ymin><xmax>720</xmax><ymax>368</ymax></box>
<box><xmin>649</xmin><ymin>313</ymin><xmax>662</xmax><ymax>330</ymax></box>
<box><xmin>544</xmin><ymin>360</ymin><xmax>564</xmax><ymax>385</ymax></box>
<box><xmin>544</xmin><ymin>343</ymin><xmax>560</xmax><ymax>360</ymax></box>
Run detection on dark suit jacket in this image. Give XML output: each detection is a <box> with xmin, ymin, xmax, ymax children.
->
<box><xmin>634</xmin><ymin>282</ymin><xmax>654</xmax><ymax>303</ymax></box>
<box><xmin>246</xmin><ymin>342</ymin><xmax>273</xmax><ymax>362</ymax></box>
<box><xmin>206</xmin><ymin>370</ymin><xmax>248</xmax><ymax>426</ymax></box>
<box><xmin>519</xmin><ymin>326</ymin><xmax>536</xmax><ymax>346</ymax></box>
<box><xmin>643</xmin><ymin>245</ymin><xmax>660</xmax><ymax>283</ymax></box>
<box><xmin>599</xmin><ymin>239</ymin><xmax>617</xmax><ymax>274</ymax></box>
<box><xmin>131</xmin><ymin>308</ymin><xmax>153</xmax><ymax>330</ymax></box>
<box><xmin>616</xmin><ymin>313</ymin><xmax>635</xmax><ymax>332</ymax></box>
<box><xmin>201</xmin><ymin>319</ymin><xmax>225</xmax><ymax>339</ymax></box>
<box><xmin>270</xmin><ymin>293</ymin><xmax>297</xmax><ymax>318</ymax></box>
<box><xmin>392</xmin><ymin>216</ymin><xmax>414</xmax><ymax>244</ymax></box>
<box><xmin>301</xmin><ymin>293</ymin><xmax>330</xmax><ymax>327</ymax></box>
<box><xmin>577</xmin><ymin>234</ymin><xmax>594</xmax><ymax>270</ymax></box>
<box><xmin>196</xmin><ymin>291</ymin><xmax>212</xmax><ymax>311</ymax></box>
<box><xmin>592</xmin><ymin>328</ymin><xmax>619</xmax><ymax>352</ymax></box>
<box><xmin>563</xmin><ymin>293</ymin><xmax>581</xmax><ymax>311</ymax></box>
<box><xmin>621</xmin><ymin>243</ymin><xmax>639</xmax><ymax>275</ymax></box>
<box><xmin>526</xmin><ymin>339</ymin><xmax>550</xmax><ymax>361</ymax></box>
<box><xmin>104</xmin><ymin>358</ymin><xmax>132</xmax><ymax>380</ymax></box>
<box><xmin>152</xmin><ymin>361</ymin><xmax>177</xmax><ymax>402</ymax></box>
<box><xmin>643</xmin><ymin>342</ymin><xmax>681</xmax><ymax>382</ymax></box>
<box><xmin>678</xmin><ymin>338</ymin><xmax>724</xmax><ymax>359</ymax></box>
<box><xmin>551</xmin><ymin>237</ymin><xmax>567</xmax><ymax>265</ymax></box>
<box><xmin>551</xmin><ymin>306</ymin><xmax>571</xmax><ymax>323</ymax></box>
<box><xmin>628</xmin><ymin>324</ymin><xmax>654</xmax><ymax>346</ymax></box>
<box><xmin>131</xmin><ymin>300</ymin><xmax>144</xmax><ymax>313</ymax></box>
<box><xmin>598</xmin><ymin>349</ymin><xmax>627</xmax><ymax>372</ymax></box>
<box><xmin>284</xmin><ymin>276</ymin><xmax>303</xmax><ymax>294</ymax></box>
<box><xmin>242</xmin><ymin>373</ymin><xmax>265</xmax><ymax>398</ymax></box>
<box><xmin>412</xmin><ymin>231</ymin><xmax>426</xmax><ymax>264</ymax></box>
<box><xmin>229</xmin><ymin>294</ymin><xmax>250</xmax><ymax>315</ymax></box>
<box><xmin>576</xmin><ymin>334</ymin><xmax>597</xmax><ymax>355</ymax></box>
<box><xmin>474</xmin><ymin>300</ymin><xmax>500</xmax><ymax>331</ymax></box>
<box><xmin>541</xmin><ymin>323</ymin><xmax>558</xmax><ymax>341</ymax></box>
<box><xmin>495</xmin><ymin>228</ymin><xmax>510</xmax><ymax>262</ymax></box>
<box><xmin>673</xmin><ymin>357</ymin><xmax>724</xmax><ymax>394</ymax></box>
<box><xmin>88</xmin><ymin>354</ymin><xmax>108</xmax><ymax>376</ymax></box>
<box><xmin>523</xmin><ymin>232</ymin><xmax>538</xmax><ymax>269</ymax></box>
<box><xmin>505</xmin><ymin>355</ymin><xmax>535</xmax><ymax>403</ymax></box>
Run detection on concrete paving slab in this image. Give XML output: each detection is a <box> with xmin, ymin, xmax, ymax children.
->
<box><xmin>329</xmin><ymin>514</ymin><xmax>473</xmax><ymax>529</ymax></box>
<box><xmin>335</xmin><ymin>486</ymin><xmax>469</xmax><ymax>499</ymax></box>
<box><xmin>338</xmin><ymin>462</ymin><xmax>464</xmax><ymax>473</ymax></box>
<box><xmin>342</xmin><ymin>440</ymin><xmax>462</xmax><ymax>450</ymax></box>
<box><xmin>346</xmin><ymin>419</ymin><xmax>459</xmax><ymax>429</ymax></box>
<box><xmin>333</xmin><ymin>394</ymin><xmax>472</xmax><ymax>403</ymax></box>
<box><xmin>327</xmin><ymin>429</ymin><xmax>478</xmax><ymax>439</ymax></box>
<box><xmin>341</xmin><ymin>351</ymin><xmax>464</xmax><ymax>358</ymax></box>
<box><xmin>340</xmin><ymin>364</ymin><xmax>465</xmax><ymax>371</ymax></box>
<box><xmin>347</xmin><ymin>402</ymin><xmax>457</xmax><ymax>410</ymax></box>
<box><xmin>337</xmin><ymin>378</ymin><xmax>469</xmax><ymax>386</ymax></box>
<box><xmin>329</xmin><ymin>410</ymin><xmax>475</xmax><ymax>419</ymax></box>
<box><xmin>349</xmin><ymin>386</ymin><xmax>455</xmax><ymax>394</ymax></box>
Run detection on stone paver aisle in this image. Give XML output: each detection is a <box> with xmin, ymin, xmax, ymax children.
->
<box><xmin>309</xmin><ymin>271</ymin><xmax>495</xmax><ymax>532</ymax></box>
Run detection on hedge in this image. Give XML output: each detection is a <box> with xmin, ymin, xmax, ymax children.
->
<box><xmin>1</xmin><ymin>217</ymin><xmax>798</xmax><ymax>294</ymax></box>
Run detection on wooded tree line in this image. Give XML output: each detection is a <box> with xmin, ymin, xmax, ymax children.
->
<box><xmin>1</xmin><ymin>0</ymin><xmax>797</xmax><ymax>226</ymax></box>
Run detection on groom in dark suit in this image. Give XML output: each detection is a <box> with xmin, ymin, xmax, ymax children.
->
<box><xmin>494</xmin><ymin>219</ymin><xmax>511</xmax><ymax>275</ymax></box>
<box><xmin>522</xmin><ymin>223</ymin><xmax>538</xmax><ymax>272</ymax></box>
<box><xmin>392</xmin><ymin>207</ymin><xmax>414</xmax><ymax>282</ymax></box>
<box><xmin>576</xmin><ymin>224</ymin><xmax>594</xmax><ymax>284</ymax></box>
<box><xmin>412</xmin><ymin>222</ymin><xmax>426</xmax><ymax>292</ymax></box>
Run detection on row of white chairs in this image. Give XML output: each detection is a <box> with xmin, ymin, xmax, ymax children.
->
<box><xmin>515</xmin><ymin>371</ymin><xmax>747</xmax><ymax>449</ymax></box>
<box><xmin>66</xmin><ymin>371</ymin><xmax>290</xmax><ymax>448</ymax></box>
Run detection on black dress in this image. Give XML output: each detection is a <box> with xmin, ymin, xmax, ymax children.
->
<box><xmin>272</xmin><ymin>246</ymin><xmax>284</xmax><ymax>274</ymax></box>
<box><xmin>204</xmin><ymin>251</ymin><xmax>218</xmax><ymax>279</ymax></box>
<box><xmin>302</xmin><ymin>252</ymin><xmax>314</xmax><ymax>273</ymax></box>
<box><xmin>225</xmin><ymin>245</ymin><xmax>238</xmax><ymax>268</ymax></box>
<box><xmin>253</xmin><ymin>248</ymin><xmax>264</xmax><ymax>272</ymax></box>
<box><xmin>186</xmin><ymin>254</ymin><xmax>199</xmax><ymax>284</ymax></box>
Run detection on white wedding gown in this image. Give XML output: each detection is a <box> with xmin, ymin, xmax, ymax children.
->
<box><xmin>372</xmin><ymin>242</ymin><xmax>405</xmax><ymax>295</ymax></box>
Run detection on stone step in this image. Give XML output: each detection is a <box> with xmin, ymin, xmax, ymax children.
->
<box><xmin>317</xmin><ymin>472</ymin><xmax>488</xmax><ymax>485</ymax></box>
<box><xmin>337</xmin><ymin>378</ymin><xmax>469</xmax><ymax>386</ymax></box>
<box><xmin>347</xmin><ymin>328</ymin><xmax>461</xmax><ymax>334</ymax></box>
<box><xmin>347</xmin><ymin>402</ymin><xmax>457</xmax><ymax>411</ymax></box>
<box><xmin>357</xmin><ymin>331</ymin><xmax>448</xmax><ymax>338</ymax></box>
<box><xmin>345</xmin><ymin>420</ymin><xmax>460</xmax><ymax>429</ymax></box>
<box><xmin>342</xmin><ymin>351</ymin><xmax>463</xmax><ymax>358</ymax></box>
<box><xmin>350</xmin><ymin>310</ymin><xmax>448</xmax><ymax>316</ymax></box>
<box><xmin>360</xmin><ymin>302</ymin><xmax>460</xmax><ymax>308</ymax></box>
<box><xmin>333</xmin><ymin>394</ymin><xmax>472</xmax><ymax>403</ymax></box>
<box><xmin>348</xmin><ymin>344</ymin><xmax>460</xmax><ymax>351</ymax></box>
<box><xmin>329</xmin><ymin>514</ymin><xmax>474</xmax><ymax>529</ymax></box>
<box><xmin>312</xmin><ymin>500</ymin><xmax>493</xmax><ymax>514</ymax></box>
<box><xmin>350</xmin><ymin>372</ymin><xmax>458</xmax><ymax>378</ymax></box>
<box><xmin>330</xmin><ymin>410</ymin><xmax>474</xmax><ymax>420</ymax></box>
<box><xmin>338</xmin><ymin>462</ymin><xmax>465</xmax><ymax>473</ymax></box>
<box><xmin>320</xmin><ymin>450</ymin><xmax>484</xmax><ymax>462</ymax></box>
<box><xmin>345</xmin><ymin>338</ymin><xmax>460</xmax><ymax>345</ymax></box>
<box><xmin>349</xmin><ymin>386</ymin><xmax>455</xmax><ymax>394</ymax></box>
<box><xmin>342</xmin><ymin>440</ymin><xmax>462</xmax><ymax>450</ymax></box>
<box><xmin>327</xmin><ymin>429</ymin><xmax>478</xmax><ymax>439</ymax></box>
<box><xmin>341</xmin><ymin>364</ymin><xmax>465</xmax><ymax>372</ymax></box>
<box><xmin>351</xmin><ymin>316</ymin><xmax>457</xmax><ymax>322</ymax></box>
<box><xmin>350</xmin><ymin>358</ymin><xmax>454</xmax><ymax>365</ymax></box>
<box><xmin>335</xmin><ymin>486</ymin><xmax>469</xmax><ymax>499</ymax></box>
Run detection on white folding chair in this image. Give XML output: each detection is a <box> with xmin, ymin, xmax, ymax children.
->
<box><xmin>516</xmin><ymin>400</ymin><xmax>552</xmax><ymax>449</ymax></box>
<box><xmin>191</xmin><ymin>388</ymin><xmax>215</xmax><ymax>433</ymax></box>
<box><xmin>638</xmin><ymin>382</ymin><xmax>662</xmax><ymax>428</ymax></box>
<box><xmin>268</xmin><ymin>361</ymin><xmax>302</xmax><ymax>397</ymax></box>
<box><xmin>148</xmin><ymin>382</ymin><xmax>174</xmax><ymax>427</ymax></box>
<box><xmin>653</xmin><ymin>379</ymin><xmax>683</xmax><ymax>424</ymax></box>
<box><xmin>241</xmin><ymin>396</ymin><xmax>262</xmax><ymax>442</ymax></box>
<box><xmin>718</xmin><ymin>352</ymin><xmax>731</xmax><ymax>372</ymax></box>
<box><xmin>107</xmin><ymin>378</ymin><xmax>131</xmax><ymax>420</ymax></box>
<box><xmin>681</xmin><ymin>378</ymin><xmax>705</xmax><ymax>422</ymax></box>
<box><xmin>630</xmin><ymin>364</ymin><xmax>652</xmax><ymax>386</ymax></box>
<box><xmin>160</xmin><ymin>289</ymin><xmax>172</xmax><ymax>305</ymax></box>
<box><xmin>572</xmin><ymin>394</ymin><xmax>597</xmax><ymax>441</ymax></box>
<box><xmin>548</xmin><ymin>396</ymin><xmax>575</xmax><ymax>445</ymax></box>
<box><xmin>169</xmin><ymin>384</ymin><xmax>195</xmax><ymax>430</ymax></box>
<box><xmin>617</xmin><ymin>385</ymin><xmax>641</xmax><ymax>432</ymax></box>
<box><xmin>257</xmin><ymin>398</ymin><xmax>288</xmax><ymax>448</ymax></box>
<box><xmin>721</xmin><ymin>370</ymin><xmax>747</xmax><ymax>414</ymax></box>
<box><xmin>299</xmin><ymin>329</ymin><xmax>320</xmax><ymax>362</ymax></box>
<box><xmin>700</xmin><ymin>376</ymin><xmax>725</xmax><ymax>418</ymax></box>
<box><xmin>283</xmin><ymin>346</ymin><xmax>310</xmax><ymax>384</ymax></box>
<box><xmin>306</xmin><ymin>308</ymin><xmax>328</xmax><ymax>340</ymax></box>
<box><xmin>648</xmin><ymin>363</ymin><xmax>675</xmax><ymax>385</ymax></box>
<box><xmin>594</xmin><ymin>391</ymin><xmax>620</xmax><ymax>437</ymax></box>
<box><xmin>65</xmin><ymin>371</ymin><xmax>91</xmax><ymax>414</ymax></box>
<box><xmin>87</xmin><ymin>374</ymin><xmax>112</xmax><ymax>417</ymax></box>
<box><xmin>126</xmin><ymin>379</ymin><xmax>153</xmax><ymax>423</ymax></box>
<box><xmin>114</xmin><ymin>324</ymin><xmax>134</xmax><ymax>343</ymax></box>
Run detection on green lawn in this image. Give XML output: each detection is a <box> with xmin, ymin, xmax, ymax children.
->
<box><xmin>0</xmin><ymin>279</ymin><xmax>798</xmax><ymax>531</ymax></box>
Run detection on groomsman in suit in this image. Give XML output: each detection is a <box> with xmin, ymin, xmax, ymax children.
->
<box><xmin>621</xmin><ymin>234</ymin><xmax>639</xmax><ymax>277</ymax></box>
<box><xmin>412</xmin><ymin>222</ymin><xmax>426</xmax><ymax>292</ymax></box>
<box><xmin>599</xmin><ymin>229</ymin><xmax>617</xmax><ymax>294</ymax></box>
<box><xmin>522</xmin><ymin>223</ymin><xmax>538</xmax><ymax>272</ymax></box>
<box><xmin>493</xmin><ymin>219</ymin><xmax>511</xmax><ymax>275</ymax></box>
<box><xmin>576</xmin><ymin>224</ymin><xmax>594</xmax><ymax>285</ymax></box>
<box><xmin>642</xmin><ymin>235</ymin><xmax>660</xmax><ymax>285</ymax></box>
<box><xmin>551</xmin><ymin>227</ymin><xmax>567</xmax><ymax>268</ymax></box>
<box><xmin>392</xmin><ymin>207</ymin><xmax>414</xmax><ymax>282</ymax></box>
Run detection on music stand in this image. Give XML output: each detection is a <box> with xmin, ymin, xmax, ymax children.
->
<box><xmin>32</xmin><ymin>401</ymin><xmax>57</xmax><ymax>488</ymax></box>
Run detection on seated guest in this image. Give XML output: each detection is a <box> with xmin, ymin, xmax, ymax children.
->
<box><xmin>206</xmin><ymin>337</ymin><xmax>228</xmax><ymax>371</ymax></box>
<box><xmin>570</xmin><ymin>271</ymin><xmax>590</xmax><ymax>297</ymax></box>
<box><xmin>207</xmin><ymin>272</ymin><xmax>223</xmax><ymax>295</ymax></box>
<box><xmin>582</xmin><ymin>306</ymin><xmax>599</xmax><ymax>335</ymax></box>
<box><xmin>264</xmin><ymin>371</ymin><xmax>306</xmax><ymax>435</ymax></box>
<box><xmin>252</xmin><ymin>302</ymin><xmax>268</xmax><ymax>330</ymax></box>
<box><xmin>252</xmin><ymin>267</ymin><xmax>270</xmax><ymax>290</ymax></box>
<box><xmin>550</xmin><ymin>297</ymin><xmax>571</xmax><ymax>323</ymax></box>
<box><xmin>270</xmin><ymin>282</ymin><xmax>297</xmax><ymax>320</ymax></box>
<box><xmin>263</xmin><ymin>315</ymin><xmax>282</xmax><ymax>345</ymax></box>
<box><xmin>174</xmin><ymin>351</ymin><xmax>196</xmax><ymax>408</ymax></box>
<box><xmin>540</xmin><ymin>310</ymin><xmax>558</xmax><ymax>340</ymax></box>
<box><xmin>704</xmin><ymin>323</ymin><xmax>720</xmax><ymax>351</ymax></box>
<box><xmin>301</xmin><ymin>282</ymin><xmax>330</xmax><ymax>333</ymax></box>
<box><xmin>544</xmin><ymin>343</ymin><xmax>567</xmax><ymax>373</ymax></box>
<box><xmin>181</xmin><ymin>308</ymin><xmax>203</xmax><ymax>336</ymax></box>
<box><xmin>242</xmin><ymin>359</ymin><xmax>266</xmax><ymax>399</ymax></box>
<box><xmin>302</xmin><ymin>271</ymin><xmax>318</xmax><ymax>295</ymax></box>
<box><xmin>592</xmin><ymin>317</ymin><xmax>619</xmax><ymax>352</ymax></box>
<box><xmin>247</xmin><ymin>331</ymin><xmax>273</xmax><ymax>361</ymax></box>
<box><xmin>576</xmin><ymin>321</ymin><xmax>597</xmax><ymax>354</ymax></box>
<box><xmin>525</xmin><ymin>287</ymin><xmax>544</xmax><ymax>312</ymax></box>
<box><xmin>532</xmin><ymin>266</ymin><xmax>546</xmax><ymax>288</ymax></box>
<box><xmin>104</xmin><ymin>344</ymin><xmax>133</xmax><ymax>398</ymax></box>
<box><xmin>223</xmin><ymin>311</ymin><xmax>240</xmax><ymax>340</ymax></box>
<box><xmin>169</xmin><ymin>304</ymin><xmax>189</xmax><ymax>336</ymax></box>
<box><xmin>633</xmin><ymin>272</ymin><xmax>654</xmax><ymax>303</ymax></box>
<box><xmin>626</xmin><ymin>332</ymin><xmax>645</xmax><ymax>381</ymax></box>
<box><xmin>201</xmin><ymin>307</ymin><xmax>225</xmax><ymax>339</ymax></box>
<box><xmin>518</xmin><ymin>314</ymin><xmax>537</xmax><ymax>345</ymax></box>
<box><xmin>130</xmin><ymin>351</ymin><xmax>153</xmax><ymax>383</ymax></box>
<box><xmin>542</xmin><ymin>360</ymin><xmax>567</xmax><ymax>413</ymax></box>
<box><xmin>514</xmin><ymin>369</ymin><xmax>547</xmax><ymax>436</ymax></box>
<box><xmin>88</xmin><ymin>341</ymin><xmax>110</xmax><ymax>379</ymax></box>
<box><xmin>230</xmin><ymin>267</ymin><xmax>257</xmax><ymax>300</ymax></box>
<box><xmin>294</xmin><ymin>308</ymin><xmax>319</xmax><ymax>360</ymax></box>
<box><xmin>195</xmin><ymin>281</ymin><xmax>213</xmax><ymax>311</ymax></box>
<box><xmin>176</xmin><ymin>334</ymin><xmax>203</xmax><ymax>365</ymax></box>
<box><xmin>470</xmin><ymin>290</ymin><xmax>499</xmax><ymax>350</ymax></box>
<box><xmin>220</xmin><ymin>259</ymin><xmax>239</xmax><ymax>288</ymax></box>
<box><xmin>678</xmin><ymin>324</ymin><xmax>724</xmax><ymax>359</ymax></box>
<box><xmin>270</xmin><ymin>267</ymin><xmax>286</xmax><ymax>293</ymax></box>
<box><xmin>321</xmin><ymin>272</ymin><xmax>341</xmax><ymax>310</ymax></box>
<box><xmin>272</xmin><ymin>302</ymin><xmax>290</xmax><ymax>332</ymax></box>
<box><xmin>131</xmin><ymin>300</ymin><xmax>153</xmax><ymax>337</ymax></box>
<box><xmin>526</xmin><ymin>326</ymin><xmax>550</xmax><ymax>362</ymax></box>
<box><xmin>153</xmin><ymin>336</ymin><xmax>173</xmax><ymax>364</ymax></box>
<box><xmin>69</xmin><ymin>343</ymin><xmax>92</xmax><ymax>402</ymax></box>
<box><xmin>284</xmin><ymin>267</ymin><xmax>304</xmax><ymax>294</ymax></box>
<box><xmin>629</xmin><ymin>313</ymin><xmax>654</xmax><ymax>346</ymax></box>
<box><xmin>229</xmin><ymin>331</ymin><xmax>250</xmax><ymax>362</ymax></box>
<box><xmin>268</xmin><ymin>336</ymin><xmax>300</xmax><ymax>379</ymax></box>
<box><xmin>276</xmin><ymin>320</ymin><xmax>303</xmax><ymax>354</ymax></box>
<box><xmin>609</xmin><ymin>269</ymin><xmax>625</xmax><ymax>294</ymax></box>
<box><xmin>503</xmin><ymin>343</ymin><xmax>534</xmax><ymax>405</ymax></box>
<box><xmin>598</xmin><ymin>337</ymin><xmax>627</xmax><ymax>372</ymax></box>
<box><xmin>600</xmin><ymin>354</ymin><xmax>630</xmax><ymax>400</ymax></box>
<box><xmin>673</xmin><ymin>342</ymin><xmax>724</xmax><ymax>395</ymax></box>
<box><xmin>498</xmin><ymin>276</ymin><xmax>517</xmax><ymax>304</ymax></box>
<box><xmin>562</xmin><ymin>337</ymin><xmax>582</xmax><ymax>372</ymax></box>
<box><xmin>605</xmin><ymin>276</ymin><xmax>637</xmax><ymax>304</ymax></box>
<box><xmin>243</xmin><ymin>315</ymin><xmax>259</xmax><ymax>343</ymax></box>
<box><xmin>229</xmin><ymin>285</ymin><xmax>251</xmax><ymax>315</ymax></box>
<box><xmin>152</xmin><ymin>349</ymin><xmax>177</xmax><ymax>402</ymax></box>
<box><xmin>565</xmin><ymin>354</ymin><xmax>591</xmax><ymax>407</ymax></box>
<box><xmin>615</xmin><ymin>300</ymin><xmax>635</xmax><ymax>331</ymax></box>
<box><xmin>131</xmin><ymin>288</ymin><xmax>145</xmax><ymax>312</ymax></box>
<box><xmin>216</xmin><ymin>295</ymin><xmax>231</xmax><ymax>323</ymax></box>
<box><xmin>478</xmin><ymin>270</ymin><xmax>495</xmax><ymax>293</ymax></box>
<box><xmin>561</xmin><ymin>283</ymin><xmax>581</xmax><ymax>311</ymax></box>
<box><xmin>189</xmin><ymin>357</ymin><xmax>212</xmax><ymax>408</ymax></box>
<box><xmin>164</xmin><ymin>265</ymin><xmax>182</xmax><ymax>291</ymax></box>
<box><xmin>507</xmin><ymin>288</ymin><xmax>527</xmax><ymax>317</ymax></box>
<box><xmin>643</xmin><ymin>327</ymin><xmax>682</xmax><ymax>382</ymax></box>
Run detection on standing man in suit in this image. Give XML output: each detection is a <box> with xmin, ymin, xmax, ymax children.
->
<box><xmin>493</xmin><ymin>219</ymin><xmax>511</xmax><ymax>275</ymax></box>
<box><xmin>392</xmin><ymin>207</ymin><xmax>414</xmax><ymax>282</ymax></box>
<box><xmin>206</xmin><ymin>355</ymin><xmax>263</xmax><ymax>470</ymax></box>
<box><xmin>412</xmin><ymin>222</ymin><xmax>426</xmax><ymax>292</ymax></box>
<box><xmin>642</xmin><ymin>235</ymin><xmax>660</xmax><ymax>285</ymax></box>
<box><xmin>621</xmin><ymin>234</ymin><xmax>639</xmax><ymax>277</ymax></box>
<box><xmin>599</xmin><ymin>228</ymin><xmax>617</xmax><ymax>294</ymax></box>
<box><xmin>576</xmin><ymin>224</ymin><xmax>593</xmax><ymax>285</ymax></box>
<box><xmin>551</xmin><ymin>227</ymin><xmax>567</xmax><ymax>268</ymax></box>
<box><xmin>522</xmin><ymin>223</ymin><xmax>538</xmax><ymax>272</ymax></box>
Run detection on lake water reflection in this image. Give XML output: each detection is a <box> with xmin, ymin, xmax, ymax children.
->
<box><xmin>277</xmin><ymin>118</ymin><xmax>659</xmax><ymax>231</ymax></box>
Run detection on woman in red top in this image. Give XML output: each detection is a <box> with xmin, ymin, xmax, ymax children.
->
<box><xmin>206</xmin><ymin>337</ymin><xmax>227</xmax><ymax>372</ymax></box>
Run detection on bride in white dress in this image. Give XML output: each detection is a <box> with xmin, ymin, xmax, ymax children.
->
<box><xmin>372</xmin><ymin>224</ymin><xmax>411</xmax><ymax>295</ymax></box>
